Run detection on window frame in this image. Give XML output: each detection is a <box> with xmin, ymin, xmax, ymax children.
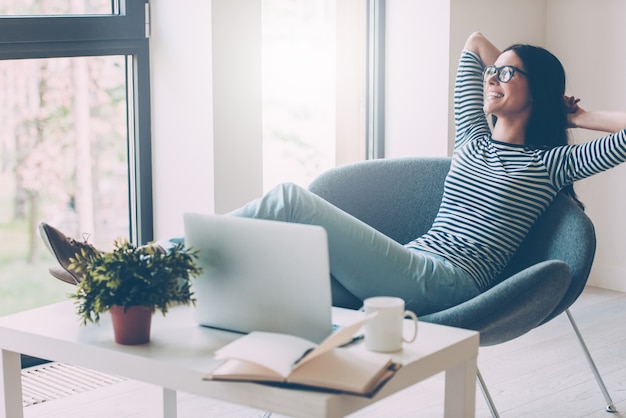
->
<box><xmin>0</xmin><ymin>0</ymin><xmax>153</xmax><ymax>245</ymax></box>
<box><xmin>365</xmin><ymin>0</ymin><xmax>385</xmax><ymax>160</ymax></box>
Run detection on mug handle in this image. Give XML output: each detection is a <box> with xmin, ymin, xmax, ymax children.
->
<box><xmin>403</xmin><ymin>310</ymin><xmax>418</xmax><ymax>343</ymax></box>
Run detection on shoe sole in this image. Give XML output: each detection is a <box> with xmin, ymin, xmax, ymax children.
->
<box><xmin>48</xmin><ymin>266</ymin><xmax>79</xmax><ymax>286</ymax></box>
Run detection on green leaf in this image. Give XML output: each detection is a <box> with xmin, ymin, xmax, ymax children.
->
<box><xmin>70</xmin><ymin>240</ymin><xmax>202</xmax><ymax>325</ymax></box>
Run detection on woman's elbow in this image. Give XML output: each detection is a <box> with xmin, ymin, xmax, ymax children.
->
<box><xmin>463</xmin><ymin>31</ymin><xmax>500</xmax><ymax>66</ymax></box>
<box><xmin>464</xmin><ymin>32</ymin><xmax>486</xmax><ymax>53</ymax></box>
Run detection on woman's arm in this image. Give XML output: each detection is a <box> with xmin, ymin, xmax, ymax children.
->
<box><xmin>453</xmin><ymin>33</ymin><xmax>492</xmax><ymax>147</ymax></box>
<box><xmin>566</xmin><ymin>96</ymin><xmax>626</xmax><ymax>133</ymax></box>
<box><xmin>463</xmin><ymin>32</ymin><xmax>500</xmax><ymax>67</ymax></box>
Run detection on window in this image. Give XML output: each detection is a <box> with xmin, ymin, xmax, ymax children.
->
<box><xmin>0</xmin><ymin>1</ymin><xmax>115</xmax><ymax>15</ymax></box>
<box><xmin>261</xmin><ymin>0</ymin><xmax>374</xmax><ymax>192</ymax></box>
<box><xmin>0</xmin><ymin>0</ymin><xmax>151</xmax><ymax>316</ymax></box>
<box><xmin>261</xmin><ymin>0</ymin><xmax>337</xmax><ymax>192</ymax></box>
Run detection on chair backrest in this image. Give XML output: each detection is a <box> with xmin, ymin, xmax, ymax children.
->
<box><xmin>308</xmin><ymin>157</ymin><xmax>596</xmax><ymax>321</ymax></box>
<box><xmin>308</xmin><ymin>157</ymin><xmax>449</xmax><ymax>244</ymax></box>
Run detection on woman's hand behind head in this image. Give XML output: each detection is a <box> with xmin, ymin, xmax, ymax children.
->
<box><xmin>565</xmin><ymin>96</ymin><xmax>585</xmax><ymax>128</ymax></box>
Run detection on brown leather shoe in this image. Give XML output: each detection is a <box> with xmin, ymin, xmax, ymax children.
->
<box><xmin>48</xmin><ymin>265</ymin><xmax>79</xmax><ymax>285</ymax></box>
<box><xmin>38</xmin><ymin>222</ymin><xmax>99</xmax><ymax>283</ymax></box>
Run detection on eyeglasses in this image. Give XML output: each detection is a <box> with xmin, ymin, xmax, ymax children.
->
<box><xmin>483</xmin><ymin>65</ymin><xmax>528</xmax><ymax>83</ymax></box>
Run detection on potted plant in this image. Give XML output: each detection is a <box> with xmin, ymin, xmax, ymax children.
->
<box><xmin>69</xmin><ymin>239</ymin><xmax>202</xmax><ymax>345</ymax></box>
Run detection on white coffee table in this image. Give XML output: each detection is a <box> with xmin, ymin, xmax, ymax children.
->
<box><xmin>0</xmin><ymin>301</ymin><xmax>478</xmax><ymax>418</ymax></box>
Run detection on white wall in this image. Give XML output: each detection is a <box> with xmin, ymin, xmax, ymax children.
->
<box><xmin>385</xmin><ymin>0</ymin><xmax>450</xmax><ymax>158</ymax></box>
<box><xmin>546</xmin><ymin>0</ymin><xmax>626</xmax><ymax>292</ymax></box>
<box><xmin>150</xmin><ymin>0</ymin><xmax>263</xmax><ymax>241</ymax></box>
<box><xmin>211</xmin><ymin>0</ymin><xmax>263</xmax><ymax>214</ymax></box>
<box><xmin>336</xmin><ymin>0</ymin><xmax>367</xmax><ymax>165</ymax></box>
<box><xmin>150</xmin><ymin>0</ymin><xmax>214</xmax><ymax>240</ymax></box>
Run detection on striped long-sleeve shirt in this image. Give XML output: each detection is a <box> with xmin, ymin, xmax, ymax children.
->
<box><xmin>406</xmin><ymin>50</ymin><xmax>626</xmax><ymax>291</ymax></box>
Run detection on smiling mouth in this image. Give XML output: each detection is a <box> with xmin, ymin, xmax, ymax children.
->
<box><xmin>487</xmin><ymin>92</ymin><xmax>503</xmax><ymax>98</ymax></box>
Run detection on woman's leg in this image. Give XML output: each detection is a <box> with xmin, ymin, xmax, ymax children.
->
<box><xmin>40</xmin><ymin>182</ymin><xmax>479</xmax><ymax>314</ymax></box>
<box><xmin>230</xmin><ymin>183</ymin><xmax>479</xmax><ymax>316</ymax></box>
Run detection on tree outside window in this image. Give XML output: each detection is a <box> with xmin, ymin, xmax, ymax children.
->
<box><xmin>0</xmin><ymin>0</ymin><xmax>150</xmax><ymax>316</ymax></box>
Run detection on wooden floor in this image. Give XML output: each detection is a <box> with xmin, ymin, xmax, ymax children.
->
<box><xmin>23</xmin><ymin>286</ymin><xmax>626</xmax><ymax>418</ymax></box>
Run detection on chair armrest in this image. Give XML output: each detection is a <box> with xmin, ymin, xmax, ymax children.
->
<box><xmin>503</xmin><ymin>194</ymin><xmax>596</xmax><ymax>324</ymax></box>
<box><xmin>420</xmin><ymin>260</ymin><xmax>572</xmax><ymax>346</ymax></box>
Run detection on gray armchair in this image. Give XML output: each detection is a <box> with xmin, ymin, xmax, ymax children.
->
<box><xmin>308</xmin><ymin>157</ymin><xmax>615</xmax><ymax>416</ymax></box>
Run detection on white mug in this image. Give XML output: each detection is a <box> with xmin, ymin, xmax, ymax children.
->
<box><xmin>362</xmin><ymin>296</ymin><xmax>418</xmax><ymax>352</ymax></box>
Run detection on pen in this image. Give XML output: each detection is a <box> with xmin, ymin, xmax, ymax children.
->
<box><xmin>340</xmin><ymin>334</ymin><xmax>364</xmax><ymax>348</ymax></box>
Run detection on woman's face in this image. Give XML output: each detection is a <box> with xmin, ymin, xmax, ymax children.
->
<box><xmin>483</xmin><ymin>50</ymin><xmax>533</xmax><ymax>120</ymax></box>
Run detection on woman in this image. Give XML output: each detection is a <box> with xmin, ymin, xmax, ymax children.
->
<box><xmin>41</xmin><ymin>32</ymin><xmax>626</xmax><ymax>316</ymax></box>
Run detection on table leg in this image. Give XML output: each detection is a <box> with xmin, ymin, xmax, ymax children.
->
<box><xmin>443</xmin><ymin>357</ymin><xmax>477</xmax><ymax>418</ymax></box>
<box><xmin>162</xmin><ymin>387</ymin><xmax>177</xmax><ymax>418</ymax></box>
<box><xmin>1</xmin><ymin>350</ymin><xmax>23</xmax><ymax>418</ymax></box>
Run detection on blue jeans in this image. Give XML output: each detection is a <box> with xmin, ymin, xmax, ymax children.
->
<box><xmin>163</xmin><ymin>183</ymin><xmax>480</xmax><ymax>316</ymax></box>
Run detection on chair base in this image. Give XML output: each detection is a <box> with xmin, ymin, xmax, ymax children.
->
<box><xmin>478</xmin><ymin>310</ymin><xmax>617</xmax><ymax>418</ymax></box>
<box><xmin>566</xmin><ymin>309</ymin><xmax>617</xmax><ymax>413</ymax></box>
<box><xmin>477</xmin><ymin>368</ymin><xmax>500</xmax><ymax>418</ymax></box>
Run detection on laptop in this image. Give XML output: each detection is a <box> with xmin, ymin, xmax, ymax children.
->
<box><xmin>183</xmin><ymin>213</ymin><xmax>333</xmax><ymax>344</ymax></box>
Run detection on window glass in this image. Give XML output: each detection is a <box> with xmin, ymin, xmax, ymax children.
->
<box><xmin>0</xmin><ymin>0</ymin><xmax>116</xmax><ymax>15</ymax></box>
<box><xmin>262</xmin><ymin>0</ymin><xmax>336</xmax><ymax>192</ymax></box>
<box><xmin>0</xmin><ymin>55</ymin><xmax>128</xmax><ymax>316</ymax></box>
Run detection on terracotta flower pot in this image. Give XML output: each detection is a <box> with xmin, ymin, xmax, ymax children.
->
<box><xmin>109</xmin><ymin>305</ymin><xmax>153</xmax><ymax>345</ymax></box>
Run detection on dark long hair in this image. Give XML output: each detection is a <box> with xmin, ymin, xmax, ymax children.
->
<box><xmin>502</xmin><ymin>43</ymin><xmax>584</xmax><ymax>209</ymax></box>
